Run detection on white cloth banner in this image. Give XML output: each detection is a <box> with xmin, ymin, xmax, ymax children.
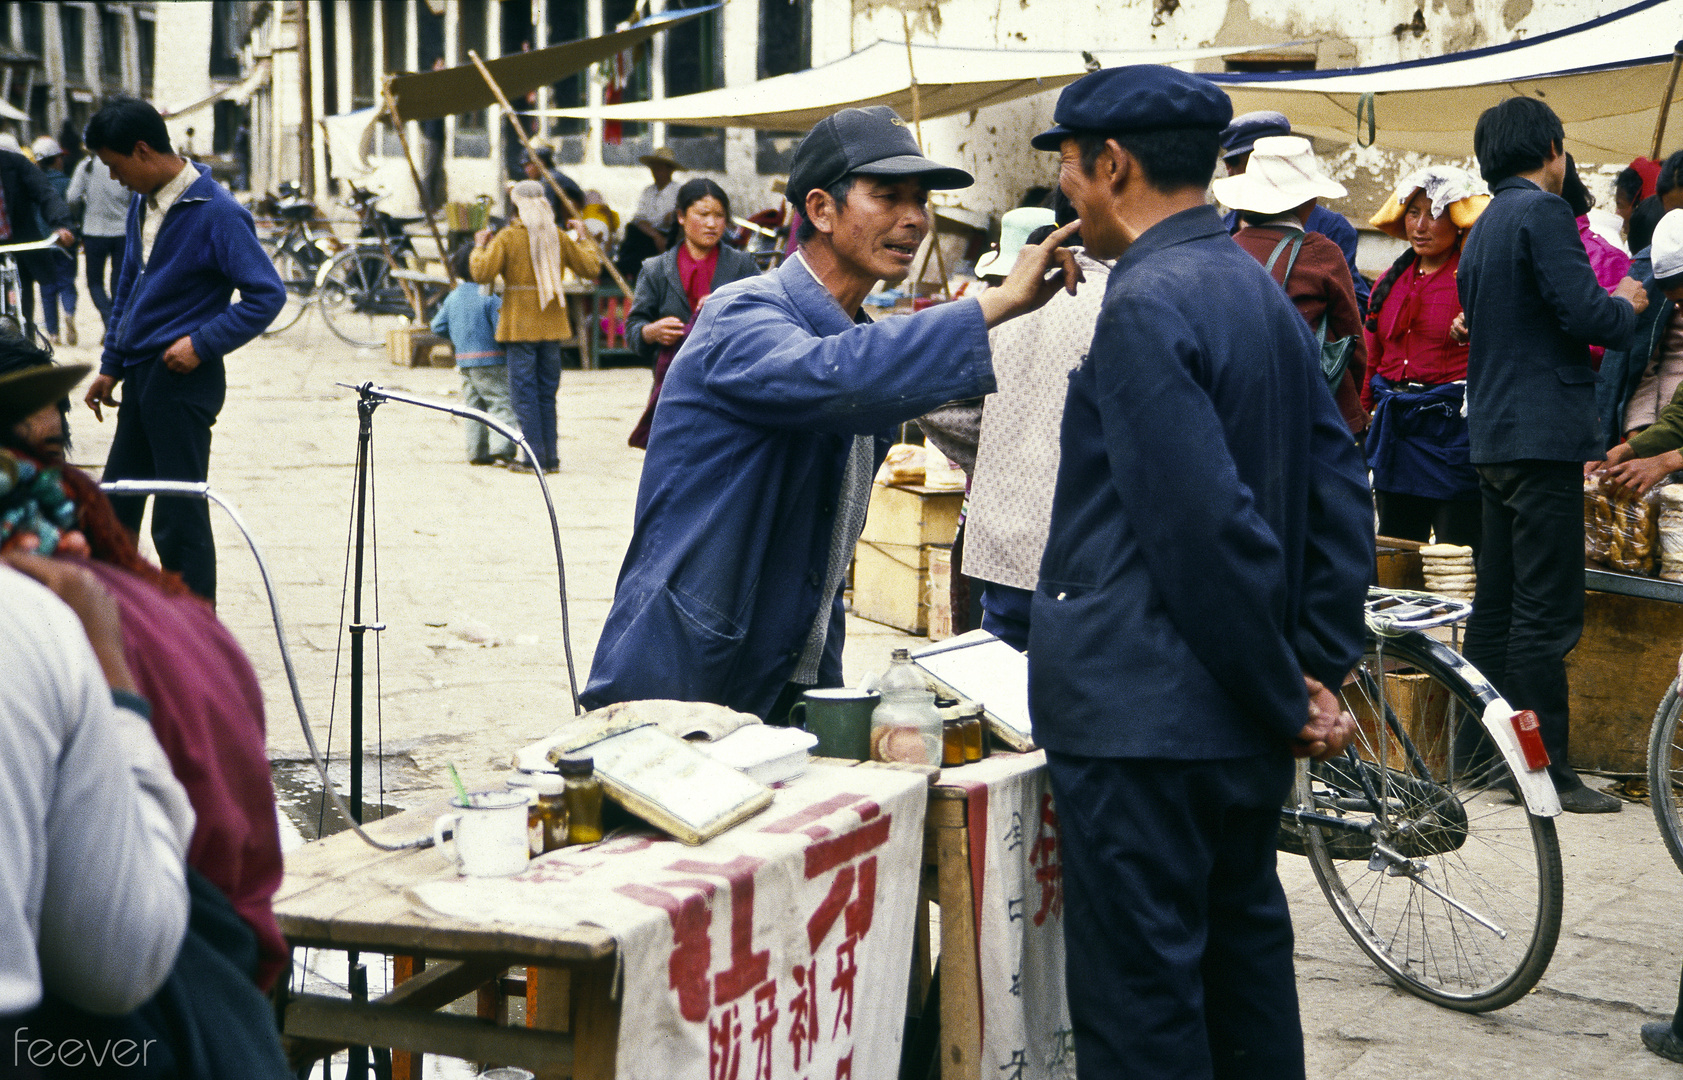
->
<box><xmin>410</xmin><ymin>764</ymin><xmax>928</xmax><ymax>1080</ymax></box>
<box><xmin>942</xmin><ymin>752</ymin><xmax>1075</xmax><ymax>1079</ymax></box>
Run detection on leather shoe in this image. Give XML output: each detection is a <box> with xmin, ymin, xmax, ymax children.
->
<box><xmin>1642</xmin><ymin>1022</ymin><xmax>1683</xmax><ymax>1063</ymax></box>
<box><xmin>1557</xmin><ymin>785</ymin><xmax>1622</xmax><ymax>814</ymax></box>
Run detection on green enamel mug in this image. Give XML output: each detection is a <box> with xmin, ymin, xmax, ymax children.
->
<box><xmin>789</xmin><ymin>688</ymin><xmax>879</xmax><ymax>761</ymax></box>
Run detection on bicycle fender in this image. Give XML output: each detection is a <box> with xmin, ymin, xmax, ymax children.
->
<box><xmin>1481</xmin><ymin>699</ymin><xmax>1562</xmax><ymax>817</ymax></box>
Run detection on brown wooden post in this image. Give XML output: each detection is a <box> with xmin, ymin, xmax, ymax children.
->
<box><xmin>297</xmin><ymin>0</ymin><xmax>315</xmax><ymax>198</ymax></box>
<box><xmin>1652</xmin><ymin>44</ymin><xmax>1683</xmax><ymax>161</ymax></box>
<box><xmin>384</xmin><ymin>78</ymin><xmax>456</xmax><ymax>286</ymax></box>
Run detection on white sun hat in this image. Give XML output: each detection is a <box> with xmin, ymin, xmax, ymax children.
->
<box><xmin>1211</xmin><ymin>135</ymin><xmax>1347</xmax><ymax>216</ymax></box>
<box><xmin>1654</xmin><ymin>208</ymin><xmax>1683</xmax><ymax>281</ymax></box>
<box><xmin>974</xmin><ymin>206</ymin><xmax>1056</xmax><ymax>277</ymax></box>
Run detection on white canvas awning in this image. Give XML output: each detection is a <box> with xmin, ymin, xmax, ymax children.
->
<box><xmin>1211</xmin><ymin>0</ymin><xmax>1683</xmax><ymax>162</ymax></box>
<box><xmin>531</xmin><ymin>39</ymin><xmax>1305</xmax><ymax>131</ymax></box>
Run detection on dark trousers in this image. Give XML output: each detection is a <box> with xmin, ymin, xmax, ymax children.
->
<box><xmin>84</xmin><ymin>233</ymin><xmax>126</xmax><ymax>324</ymax></box>
<box><xmin>104</xmin><ymin>357</ymin><xmax>225</xmax><ymax>603</ymax></box>
<box><xmin>979</xmin><ymin>580</ymin><xmax>1033</xmax><ymax>652</ymax></box>
<box><xmin>1046</xmin><ymin>751</ymin><xmax>1304</xmax><ymax>1080</ymax></box>
<box><xmin>1463</xmin><ymin>461</ymin><xmax>1585</xmax><ymax>790</ymax></box>
<box><xmin>1375</xmin><ymin>489</ymin><xmax>1483</xmax><ymax>553</ymax></box>
<box><xmin>505</xmin><ymin>340</ymin><xmax>562</xmax><ymax>470</ymax></box>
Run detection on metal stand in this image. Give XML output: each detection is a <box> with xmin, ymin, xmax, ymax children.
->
<box><xmin>348</xmin><ymin>388</ymin><xmax>389</xmax><ymax>825</ymax></box>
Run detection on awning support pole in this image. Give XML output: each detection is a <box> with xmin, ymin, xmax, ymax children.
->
<box><xmin>900</xmin><ymin>11</ymin><xmax>950</xmax><ymax>300</ymax></box>
<box><xmin>467</xmin><ymin>50</ymin><xmax>635</xmax><ymax>298</ymax></box>
<box><xmin>1651</xmin><ymin>41</ymin><xmax>1683</xmax><ymax>161</ymax></box>
<box><xmin>383</xmin><ymin>77</ymin><xmax>456</xmax><ymax>287</ymax></box>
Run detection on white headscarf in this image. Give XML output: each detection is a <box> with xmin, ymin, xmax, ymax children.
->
<box><xmin>1391</xmin><ymin>166</ymin><xmax>1486</xmax><ymax>220</ymax></box>
<box><xmin>509</xmin><ymin>180</ymin><xmax>564</xmax><ymax>311</ymax></box>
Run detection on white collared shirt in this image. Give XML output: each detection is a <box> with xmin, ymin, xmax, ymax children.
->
<box><xmin>141</xmin><ymin>162</ymin><xmax>195</xmax><ymax>265</ymax></box>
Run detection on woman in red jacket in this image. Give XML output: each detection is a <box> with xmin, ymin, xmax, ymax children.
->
<box><xmin>1363</xmin><ymin>166</ymin><xmax>1490</xmax><ymax>551</ymax></box>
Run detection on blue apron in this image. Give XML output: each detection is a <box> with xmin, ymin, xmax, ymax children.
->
<box><xmin>1365</xmin><ymin>376</ymin><xmax>1480</xmax><ymax>501</ymax></box>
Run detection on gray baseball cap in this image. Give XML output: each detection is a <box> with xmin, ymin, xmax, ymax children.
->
<box><xmin>787</xmin><ymin>106</ymin><xmax>972</xmax><ymax>211</ymax></box>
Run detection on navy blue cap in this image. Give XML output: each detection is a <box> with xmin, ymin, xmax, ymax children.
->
<box><xmin>788</xmin><ymin>106</ymin><xmax>973</xmax><ymax>210</ymax></box>
<box><xmin>1030</xmin><ymin>65</ymin><xmax>1233</xmax><ymax>152</ymax></box>
<box><xmin>1220</xmin><ymin>110</ymin><xmax>1293</xmax><ymax>161</ymax></box>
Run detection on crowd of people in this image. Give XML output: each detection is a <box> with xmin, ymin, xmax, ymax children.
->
<box><xmin>10</xmin><ymin>54</ymin><xmax>1683</xmax><ymax>1079</ymax></box>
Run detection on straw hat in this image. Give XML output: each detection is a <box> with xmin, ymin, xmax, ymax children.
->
<box><xmin>975</xmin><ymin>207</ymin><xmax>1056</xmax><ymax>277</ymax></box>
<box><xmin>638</xmin><ymin>146</ymin><xmax>682</xmax><ymax>170</ymax></box>
<box><xmin>1369</xmin><ymin>165</ymin><xmax>1489</xmax><ymax>240</ymax></box>
<box><xmin>0</xmin><ymin>363</ymin><xmax>89</xmax><ymax>428</ymax></box>
<box><xmin>1210</xmin><ymin>136</ymin><xmax>1346</xmax><ymax>216</ymax></box>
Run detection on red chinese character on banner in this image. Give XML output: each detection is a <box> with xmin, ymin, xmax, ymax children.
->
<box><xmin>750</xmin><ymin>978</ymin><xmax>779</xmax><ymax>1080</ymax></box>
<box><xmin>616</xmin><ymin>854</ymin><xmax>767</xmax><ymax>1022</ymax></box>
<box><xmin>787</xmin><ymin>961</ymin><xmax>820</xmax><ymax>1070</ymax></box>
<box><xmin>709</xmin><ymin>1002</ymin><xmax>743</xmax><ymax>1080</ymax></box>
<box><xmin>1028</xmin><ymin>792</ymin><xmax>1063</xmax><ymax>926</ymax></box>
<box><xmin>835</xmin><ymin>1049</ymin><xmax>853</xmax><ymax>1080</ymax></box>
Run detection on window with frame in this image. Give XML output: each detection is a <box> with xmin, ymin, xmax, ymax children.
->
<box><xmin>21</xmin><ymin>3</ymin><xmax>43</xmax><ymax>57</ymax></box>
<box><xmin>544</xmin><ymin>0</ymin><xmax>586</xmax><ymax>163</ymax></box>
<box><xmin>756</xmin><ymin>0</ymin><xmax>810</xmax><ymax>175</ymax></box>
<box><xmin>319</xmin><ymin>2</ymin><xmax>339</xmax><ymax>114</ymax></box>
<box><xmin>136</xmin><ymin>15</ymin><xmax>153</xmax><ymax>96</ymax></box>
<box><xmin>349</xmin><ymin>0</ymin><xmax>376</xmax><ymax>109</ymax></box>
<box><xmin>417</xmin><ymin>1</ymin><xmax>443</xmax><ymax>68</ymax></box>
<box><xmin>209</xmin><ymin>0</ymin><xmax>241</xmax><ymax>78</ymax></box>
<box><xmin>381</xmin><ymin>1</ymin><xmax>409</xmax><ymax>155</ymax></box>
<box><xmin>454</xmin><ymin>0</ymin><xmax>490</xmax><ymax>157</ymax></box>
<box><xmin>0</xmin><ymin>5</ymin><xmax>11</xmax><ymax>48</ymax></box>
<box><xmin>61</xmin><ymin>6</ymin><xmax>86</xmax><ymax>84</ymax></box>
<box><xmin>664</xmin><ymin>0</ymin><xmax>724</xmax><ymax>171</ymax></box>
<box><xmin>100</xmin><ymin>8</ymin><xmax>123</xmax><ymax>83</ymax></box>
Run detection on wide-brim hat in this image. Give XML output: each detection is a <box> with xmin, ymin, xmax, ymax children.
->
<box><xmin>638</xmin><ymin>146</ymin><xmax>682</xmax><ymax>170</ymax></box>
<box><xmin>1369</xmin><ymin>166</ymin><xmax>1489</xmax><ymax>240</ymax></box>
<box><xmin>787</xmin><ymin>106</ymin><xmax>972</xmax><ymax>210</ymax></box>
<box><xmin>975</xmin><ymin>207</ymin><xmax>1057</xmax><ymax>277</ymax></box>
<box><xmin>1210</xmin><ymin>135</ymin><xmax>1345</xmax><ymax>215</ymax></box>
<box><xmin>1651</xmin><ymin>208</ymin><xmax>1683</xmax><ymax>281</ymax></box>
<box><xmin>0</xmin><ymin>362</ymin><xmax>89</xmax><ymax>428</ymax></box>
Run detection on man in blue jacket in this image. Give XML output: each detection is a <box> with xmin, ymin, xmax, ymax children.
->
<box><xmin>1029</xmin><ymin>67</ymin><xmax>1372</xmax><ymax>1079</ymax></box>
<box><xmin>1458</xmin><ymin>98</ymin><xmax>1646</xmax><ymax>814</ymax></box>
<box><xmin>80</xmin><ymin>97</ymin><xmax>284</xmax><ymax>604</ymax></box>
<box><xmin>582</xmin><ymin>106</ymin><xmax>1079</xmax><ymax>721</ymax></box>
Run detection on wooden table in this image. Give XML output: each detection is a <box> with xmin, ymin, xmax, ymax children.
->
<box><xmin>273</xmin><ymin>805</ymin><xmax>619</xmax><ymax>1079</ymax></box>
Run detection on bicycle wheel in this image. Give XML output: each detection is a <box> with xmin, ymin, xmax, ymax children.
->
<box><xmin>1292</xmin><ymin>631</ymin><xmax>1563</xmax><ymax>1011</ymax></box>
<box><xmin>262</xmin><ymin>245</ymin><xmax>312</xmax><ymax>335</ymax></box>
<box><xmin>1647</xmin><ymin>683</ymin><xmax>1683</xmax><ymax>875</ymax></box>
<box><xmin>318</xmin><ymin>248</ymin><xmax>412</xmax><ymax>349</ymax></box>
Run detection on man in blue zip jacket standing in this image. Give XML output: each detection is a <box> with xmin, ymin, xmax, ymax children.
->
<box><xmin>80</xmin><ymin>97</ymin><xmax>284</xmax><ymax>604</ymax></box>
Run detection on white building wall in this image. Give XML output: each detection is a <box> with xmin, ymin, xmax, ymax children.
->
<box><xmin>152</xmin><ymin>2</ymin><xmax>221</xmax><ymax>153</ymax></box>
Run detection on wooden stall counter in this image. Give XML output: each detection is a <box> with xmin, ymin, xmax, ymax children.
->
<box><xmin>1567</xmin><ymin>568</ymin><xmax>1683</xmax><ymax>773</ymax></box>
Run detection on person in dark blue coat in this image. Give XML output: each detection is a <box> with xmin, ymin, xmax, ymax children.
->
<box><xmin>1027</xmin><ymin>67</ymin><xmax>1373</xmax><ymax>1080</ymax></box>
<box><xmin>1457</xmin><ymin>98</ymin><xmax>1646</xmax><ymax>814</ymax></box>
<box><xmin>582</xmin><ymin>106</ymin><xmax>1081</xmax><ymax>722</ymax></box>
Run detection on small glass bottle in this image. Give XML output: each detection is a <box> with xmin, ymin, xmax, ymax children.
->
<box><xmin>557</xmin><ymin>755</ymin><xmax>604</xmax><ymax>845</ymax></box>
<box><xmin>524</xmin><ymin>771</ymin><xmax>570</xmax><ymax>854</ymax></box>
<box><xmin>961</xmin><ymin>702</ymin><xmax>986</xmax><ymax>763</ymax></box>
<box><xmin>941</xmin><ymin>711</ymin><xmax>967</xmax><ymax>767</ymax></box>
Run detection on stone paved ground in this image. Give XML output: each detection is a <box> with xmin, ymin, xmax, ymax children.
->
<box><xmin>46</xmin><ymin>300</ymin><xmax>1683</xmax><ymax>1077</ymax></box>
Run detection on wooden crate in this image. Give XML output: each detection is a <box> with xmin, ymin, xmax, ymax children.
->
<box><xmin>1346</xmin><ymin>670</ymin><xmax>1454</xmax><ymax>775</ymax></box>
<box><xmin>853</xmin><ymin>540</ymin><xmax>932</xmax><ymax>633</ymax></box>
<box><xmin>1566</xmin><ymin>589</ymin><xmax>1683</xmax><ymax>772</ymax></box>
<box><xmin>927</xmin><ymin>544</ymin><xmax>953</xmax><ymax>641</ymax></box>
<box><xmin>1375</xmin><ymin>535</ymin><xmax>1427</xmax><ymax>591</ymax></box>
<box><xmin>853</xmin><ymin>485</ymin><xmax>963</xmax><ymax>635</ymax></box>
<box><xmin>388</xmin><ymin>327</ymin><xmax>450</xmax><ymax>367</ymax></box>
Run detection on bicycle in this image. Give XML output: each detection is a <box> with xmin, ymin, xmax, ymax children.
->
<box><xmin>256</xmin><ymin>183</ymin><xmax>336</xmax><ymax>336</ymax></box>
<box><xmin>1646</xmin><ymin>662</ymin><xmax>1683</xmax><ymax>873</ymax></box>
<box><xmin>314</xmin><ymin>183</ymin><xmax>445</xmax><ymax>349</ymax></box>
<box><xmin>0</xmin><ymin>236</ymin><xmax>67</xmax><ymax>353</ymax></box>
<box><xmin>1282</xmin><ymin>588</ymin><xmax>1564</xmax><ymax>1012</ymax></box>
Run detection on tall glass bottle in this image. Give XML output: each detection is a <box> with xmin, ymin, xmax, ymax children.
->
<box><xmin>870</xmin><ymin>648</ymin><xmax>943</xmax><ymax>766</ymax></box>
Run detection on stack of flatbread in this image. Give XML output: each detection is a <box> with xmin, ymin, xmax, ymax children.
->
<box><xmin>1659</xmin><ymin>487</ymin><xmax>1683</xmax><ymax>581</ymax></box>
<box><xmin>1420</xmin><ymin>543</ymin><xmax>1476</xmax><ymax>600</ymax></box>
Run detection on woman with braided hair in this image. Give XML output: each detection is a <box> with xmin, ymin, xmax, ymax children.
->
<box><xmin>1363</xmin><ymin>166</ymin><xmax>1489</xmax><ymax>551</ymax></box>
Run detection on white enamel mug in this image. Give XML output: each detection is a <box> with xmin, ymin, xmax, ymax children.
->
<box><xmin>433</xmin><ymin>790</ymin><xmax>530</xmax><ymax>877</ymax></box>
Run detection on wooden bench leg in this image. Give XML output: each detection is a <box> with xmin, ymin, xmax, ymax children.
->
<box><xmin>528</xmin><ymin>966</ymin><xmax>571</xmax><ymax>1080</ymax></box>
<box><xmin>392</xmin><ymin>955</ymin><xmax>422</xmax><ymax>1080</ymax></box>
<box><xmin>571</xmin><ymin>961</ymin><xmax>619</xmax><ymax>1080</ymax></box>
<box><xmin>935</xmin><ymin>802</ymin><xmax>981</xmax><ymax>1080</ymax></box>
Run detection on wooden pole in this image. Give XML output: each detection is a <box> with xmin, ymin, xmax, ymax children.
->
<box><xmin>384</xmin><ymin>78</ymin><xmax>456</xmax><ymax>286</ymax></box>
<box><xmin>297</xmin><ymin>0</ymin><xmax>315</xmax><ymax>198</ymax></box>
<box><xmin>900</xmin><ymin>11</ymin><xmax>949</xmax><ymax>299</ymax></box>
<box><xmin>1652</xmin><ymin>44</ymin><xmax>1683</xmax><ymax>161</ymax></box>
<box><xmin>466</xmin><ymin>50</ymin><xmax>634</xmax><ymax>297</ymax></box>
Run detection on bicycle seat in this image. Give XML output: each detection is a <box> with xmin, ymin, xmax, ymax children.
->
<box><xmin>277</xmin><ymin>202</ymin><xmax>317</xmax><ymax>221</ymax></box>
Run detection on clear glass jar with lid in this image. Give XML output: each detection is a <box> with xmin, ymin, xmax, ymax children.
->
<box><xmin>521</xmin><ymin>771</ymin><xmax>570</xmax><ymax>854</ymax></box>
<box><xmin>555</xmin><ymin>754</ymin><xmax>604</xmax><ymax>845</ymax></box>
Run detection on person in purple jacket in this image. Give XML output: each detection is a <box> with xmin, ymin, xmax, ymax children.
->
<box><xmin>79</xmin><ymin>96</ymin><xmax>284</xmax><ymax>605</ymax></box>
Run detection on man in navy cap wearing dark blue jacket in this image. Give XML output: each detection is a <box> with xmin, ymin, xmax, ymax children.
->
<box><xmin>1028</xmin><ymin>66</ymin><xmax>1373</xmax><ymax>1079</ymax></box>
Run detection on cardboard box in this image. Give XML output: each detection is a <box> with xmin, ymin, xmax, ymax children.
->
<box><xmin>927</xmin><ymin>545</ymin><xmax>953</xmax><ymax>641</ymax></box>
<box><xmin>388</xmin><ymin>327</ymin><xmax>449</xmax><ymax>367</ymax></box>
